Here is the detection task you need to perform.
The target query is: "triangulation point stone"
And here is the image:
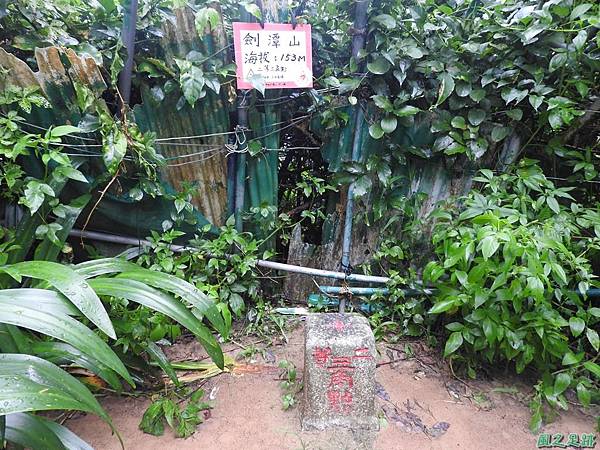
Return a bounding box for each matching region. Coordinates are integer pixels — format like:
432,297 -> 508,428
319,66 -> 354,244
302,313 -> 378,431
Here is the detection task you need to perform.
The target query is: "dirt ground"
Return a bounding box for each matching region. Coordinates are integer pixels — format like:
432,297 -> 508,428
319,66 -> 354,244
67,320 -> 597,450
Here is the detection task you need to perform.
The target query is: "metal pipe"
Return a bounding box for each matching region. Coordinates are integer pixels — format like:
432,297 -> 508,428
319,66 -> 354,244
256,260 -> 389,284
339,0 -> 370,313
234,97 -> 249,232
118,0 -> 138,108
68,228 -> 390,283
319,286 -> 435,296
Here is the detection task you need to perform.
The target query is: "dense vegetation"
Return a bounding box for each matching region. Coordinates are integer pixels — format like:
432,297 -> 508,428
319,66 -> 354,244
0,0 -> 598,446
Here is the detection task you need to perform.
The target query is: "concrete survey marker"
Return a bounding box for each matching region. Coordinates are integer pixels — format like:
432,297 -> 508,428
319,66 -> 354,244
302,313 -> 378,431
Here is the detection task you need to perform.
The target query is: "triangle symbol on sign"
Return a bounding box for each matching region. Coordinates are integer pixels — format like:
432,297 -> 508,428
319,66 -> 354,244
247,69 -> 255,78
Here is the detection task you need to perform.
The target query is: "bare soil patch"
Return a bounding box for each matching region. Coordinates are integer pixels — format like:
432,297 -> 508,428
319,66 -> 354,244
67,322 -> 597,450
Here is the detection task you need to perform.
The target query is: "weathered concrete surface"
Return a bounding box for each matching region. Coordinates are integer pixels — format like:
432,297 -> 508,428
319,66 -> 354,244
302,313 -> 378,432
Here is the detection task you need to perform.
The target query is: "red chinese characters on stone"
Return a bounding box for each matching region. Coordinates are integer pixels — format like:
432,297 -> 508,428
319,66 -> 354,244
312,346 -> 332,368
312,346 -> 374,414
327,389 -> 353,414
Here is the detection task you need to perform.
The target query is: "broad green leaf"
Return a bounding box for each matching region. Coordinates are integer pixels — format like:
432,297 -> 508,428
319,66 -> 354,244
0,288 -> 79,316
0,299 -> 132,386
480,235 -> 499,259
576,383 -> 591,407
428,298 -> 457,314
570,3 -> 592,20
546,196 -> 560,214
583,361 -> 600,379
75,259 -> 228,338
195,7 -> 220,33
506,109 -> 523,121
0,261 -> 116,339
468,109 -> 485,126
0,354 -> 111,421
586,328 -> 599,351
380,116 -> 397,134
50,125 -> 82,138
549,53 -> 567,72
102,126 -> 127,175
369,123 -> 384,139
4,413 -> 66,450
569,317 -> 585,337
395,105 -> 420,117
90,278 -> 224,369
436,72 -> 455,106
444,332 -> 463,356
243,2 -> 262,19
491,125 -> 510,142
33,341 -> 122,391
367,57 -> 391,75
372,14 -> 396,29
529,95 -> 543,110
573,30 -> 587,51
561,352 -> 581,365
554,372 -> 571,395
451,116 -> 467,129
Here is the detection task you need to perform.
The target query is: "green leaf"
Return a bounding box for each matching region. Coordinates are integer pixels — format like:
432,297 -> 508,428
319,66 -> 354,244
506,109 -> 523,121
4,413 -> 66,450
0,297 -> 132,386
549,53 -> 567,72
529,95 -> 543,111
243,2 -> 262,20
1,261 -> 116,339
562,352 -> 581,366
428,298 -> 457,314
451,116 -> 467,129
33,341 -> 122,391
576,383 -> 591,407
0,354 -> 112,422
501,88 -> 528,105
195,7 -> 220,33
584,361 -> 600,379
369,123 -> 384,139
394,105 -> 420,117
367,57 -> 391,75
90,278 -> 224,369
546,196 -> 560,214
436,72 -> 455,106
444,332 -> 463,356
146,341 -> 179,386
554,372 -> 571,395
102,127 -> 127,175
573,30 -> 587,51
491,125 -> 510,143
586,328 -> 599,351
139,400 -> 166,436
569,317 -> 585,337
74,259 -> 228,339
372,14 -> 396,29
35,194 -> 91,262
468,109 -> 486,126
50,125 -> 82,138
480,235 -> 499,259
570,3 -> 592,20
380,116 -> 397,134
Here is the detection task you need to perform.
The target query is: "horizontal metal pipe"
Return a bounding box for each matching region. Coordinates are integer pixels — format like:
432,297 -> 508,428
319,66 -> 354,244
69,229 -> 390,283
255,260 -> 389,284
319,286 -> 436,296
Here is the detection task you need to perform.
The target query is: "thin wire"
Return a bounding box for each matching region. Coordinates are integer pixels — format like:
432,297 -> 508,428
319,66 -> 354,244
155,130 -> 238,142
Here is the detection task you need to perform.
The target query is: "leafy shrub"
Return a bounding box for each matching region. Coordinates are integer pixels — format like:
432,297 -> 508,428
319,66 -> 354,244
423,160 -> 599,430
